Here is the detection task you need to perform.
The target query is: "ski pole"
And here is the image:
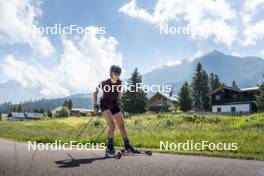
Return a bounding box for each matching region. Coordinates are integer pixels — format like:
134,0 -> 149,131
74,112 -> 101,141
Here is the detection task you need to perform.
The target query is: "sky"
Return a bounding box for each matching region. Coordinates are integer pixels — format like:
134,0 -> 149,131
0,0 -> 264,99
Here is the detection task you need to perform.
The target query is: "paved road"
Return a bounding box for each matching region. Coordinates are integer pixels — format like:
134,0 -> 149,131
0,138 -> 263,176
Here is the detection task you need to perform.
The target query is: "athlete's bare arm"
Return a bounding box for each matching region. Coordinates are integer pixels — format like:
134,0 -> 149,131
93,85 -> 100,114
118,91 -> 122,100
118,92 -> 123,109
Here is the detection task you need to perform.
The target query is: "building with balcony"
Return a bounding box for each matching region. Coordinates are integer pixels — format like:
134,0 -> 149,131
209,86 -> 260,113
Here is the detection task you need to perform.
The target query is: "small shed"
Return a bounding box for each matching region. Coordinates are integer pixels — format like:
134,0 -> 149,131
71,108 -> 93,116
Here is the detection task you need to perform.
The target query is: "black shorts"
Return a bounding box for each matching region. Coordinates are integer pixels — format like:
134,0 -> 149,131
100,98 -> 121,115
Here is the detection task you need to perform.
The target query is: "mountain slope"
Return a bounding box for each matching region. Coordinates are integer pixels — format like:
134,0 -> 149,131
143,50 -> 264,92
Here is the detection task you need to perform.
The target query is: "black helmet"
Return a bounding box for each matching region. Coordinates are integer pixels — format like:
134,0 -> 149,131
110,65 -> 121,76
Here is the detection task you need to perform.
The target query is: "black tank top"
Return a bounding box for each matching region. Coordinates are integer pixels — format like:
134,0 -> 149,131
99,79 -> 122,101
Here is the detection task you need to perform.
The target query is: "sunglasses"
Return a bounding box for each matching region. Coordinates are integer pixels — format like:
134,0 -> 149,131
112,73 -> 120,76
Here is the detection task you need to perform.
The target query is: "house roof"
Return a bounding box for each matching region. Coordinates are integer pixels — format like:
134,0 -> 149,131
159,92 -> 178,102
8,112 -> 26,119
149,91 -> 178,103
209,86 -> 240,95
209,85 -> 260,95
71,108 -> 93,112
8,112 -> 43,119
24,112 -> 43,119
240,87 -> 260,91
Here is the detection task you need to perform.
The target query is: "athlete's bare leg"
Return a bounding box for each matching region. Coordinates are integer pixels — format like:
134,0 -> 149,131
113,112 -> 128,139
103,110 -> 115,138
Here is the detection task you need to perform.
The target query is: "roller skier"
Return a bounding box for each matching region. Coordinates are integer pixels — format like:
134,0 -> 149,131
93,65 -> 140,157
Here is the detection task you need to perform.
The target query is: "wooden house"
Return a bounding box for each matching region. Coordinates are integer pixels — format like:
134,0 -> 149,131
209,86 -> 260,113
148,92 -> 178,112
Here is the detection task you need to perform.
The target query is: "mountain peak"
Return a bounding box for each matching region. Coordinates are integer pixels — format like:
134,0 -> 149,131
205,49 -> 225,57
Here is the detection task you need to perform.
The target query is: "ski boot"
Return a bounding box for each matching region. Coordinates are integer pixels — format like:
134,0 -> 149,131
124,144 -> 141,154
105,144 -> 116,156
105,144 -> 121,159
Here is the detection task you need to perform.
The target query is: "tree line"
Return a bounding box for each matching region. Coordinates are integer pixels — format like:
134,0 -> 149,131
122,62 -> 264,114
0,97 -> 92,114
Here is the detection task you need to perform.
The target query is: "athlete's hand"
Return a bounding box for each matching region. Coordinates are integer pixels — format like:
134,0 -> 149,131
93,104 -> 99,115
118,101 -> 124,110
93,108 -> 98,115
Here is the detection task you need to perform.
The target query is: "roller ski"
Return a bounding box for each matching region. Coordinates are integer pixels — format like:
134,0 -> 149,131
120,145 -> 152,156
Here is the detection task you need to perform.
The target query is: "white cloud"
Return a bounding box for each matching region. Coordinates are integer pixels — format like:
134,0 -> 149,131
231,52 -> 241,57
165,57 -> 182,66
0,0 -> 55,57
119,0 -> 158,24
240,0 -> 264,26
0,55 -> 69,98
0,28 -> 123,98
243,20 -> 264,46
240,0 -> 264,46
243,0 -> 264,13
188,51 -> 204,62
56,33 -> 123,93
119,0 -> 237,47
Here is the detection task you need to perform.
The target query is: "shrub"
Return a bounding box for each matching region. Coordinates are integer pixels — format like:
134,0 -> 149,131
47,111 -> 53,118
166,119 -> 173,128
180,114 -> 220,123
206,116 -> 221,123
55,107 -> 70,118
41,114 -> 50,120
134,119 -> 142,126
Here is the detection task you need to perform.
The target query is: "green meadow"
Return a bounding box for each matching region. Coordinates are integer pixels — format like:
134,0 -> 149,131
0,113 -> 264,160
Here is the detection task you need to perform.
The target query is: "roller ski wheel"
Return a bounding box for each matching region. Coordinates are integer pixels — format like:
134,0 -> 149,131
105,151 -> 122,159
145,150 -> 152,156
